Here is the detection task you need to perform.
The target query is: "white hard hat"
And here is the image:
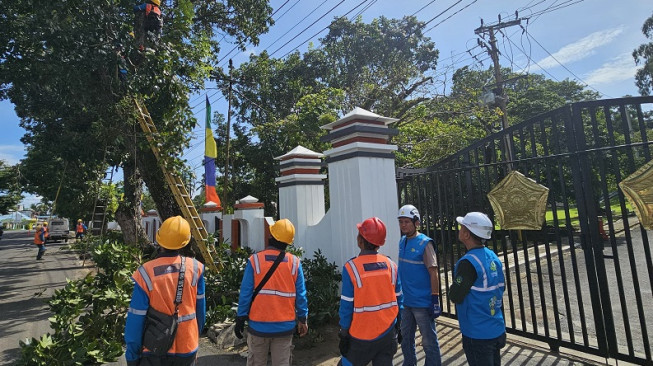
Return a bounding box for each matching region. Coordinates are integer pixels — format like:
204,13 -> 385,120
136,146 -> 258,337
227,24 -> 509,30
398,204 -> 420,222
456,212 -> 493,239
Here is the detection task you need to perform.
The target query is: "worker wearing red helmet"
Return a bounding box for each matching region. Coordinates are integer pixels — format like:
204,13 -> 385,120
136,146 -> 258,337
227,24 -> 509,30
338,217 -> 404,366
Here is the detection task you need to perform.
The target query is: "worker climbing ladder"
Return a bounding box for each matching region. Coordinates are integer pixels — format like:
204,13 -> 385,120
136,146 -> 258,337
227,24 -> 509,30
133,99 -> 219,272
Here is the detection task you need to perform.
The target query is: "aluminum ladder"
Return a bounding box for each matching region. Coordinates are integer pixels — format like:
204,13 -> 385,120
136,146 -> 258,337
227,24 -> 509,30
133,99 -> 219,271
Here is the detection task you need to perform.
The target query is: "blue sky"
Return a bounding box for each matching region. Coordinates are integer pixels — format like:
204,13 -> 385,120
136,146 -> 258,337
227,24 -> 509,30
2,0 -> 651,206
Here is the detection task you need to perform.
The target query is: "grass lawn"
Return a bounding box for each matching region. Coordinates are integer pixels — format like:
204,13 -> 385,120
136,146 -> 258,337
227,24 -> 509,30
544,201 -> 632,228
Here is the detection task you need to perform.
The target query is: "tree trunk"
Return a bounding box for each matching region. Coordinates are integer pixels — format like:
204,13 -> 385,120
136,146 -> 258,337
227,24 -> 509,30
114,157 -> 150,248
133,130 -> 203,260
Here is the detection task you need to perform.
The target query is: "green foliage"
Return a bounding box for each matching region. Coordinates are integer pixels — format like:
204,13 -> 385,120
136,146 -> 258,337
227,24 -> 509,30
0,161 -> 22,214
302,249 -> 341,327
634,12 -> 653,95
0,0 -> 273,229
17,238 -> 141,365
203,242 -> 252,325
218,16 -> 438,210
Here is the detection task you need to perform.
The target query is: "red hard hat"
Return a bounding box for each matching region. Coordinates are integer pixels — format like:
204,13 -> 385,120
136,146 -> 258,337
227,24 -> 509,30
356,217 -> 387,246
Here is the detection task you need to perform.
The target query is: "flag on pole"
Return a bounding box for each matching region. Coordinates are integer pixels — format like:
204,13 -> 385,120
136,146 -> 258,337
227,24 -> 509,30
204,96 -> 221,208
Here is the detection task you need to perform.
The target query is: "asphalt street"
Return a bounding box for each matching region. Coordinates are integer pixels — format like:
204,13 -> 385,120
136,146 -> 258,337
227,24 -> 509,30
0,229 -> 88,364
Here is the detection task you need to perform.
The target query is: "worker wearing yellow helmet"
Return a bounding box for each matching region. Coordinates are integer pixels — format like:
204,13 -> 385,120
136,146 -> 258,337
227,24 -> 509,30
133,0 -> 163,52
75,219 -> 88,240
34,224 -> 47,260
235,218 -> 309,365
124,216 -> 206,365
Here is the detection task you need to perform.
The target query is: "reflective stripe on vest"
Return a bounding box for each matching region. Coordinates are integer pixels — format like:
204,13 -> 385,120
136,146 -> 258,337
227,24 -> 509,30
345,255 -> 399,341
132,256 -> 204,355
466,253 -> 505,292
398,234 -> 433,307
455,248 -> 505,339
249,250 -> 298,323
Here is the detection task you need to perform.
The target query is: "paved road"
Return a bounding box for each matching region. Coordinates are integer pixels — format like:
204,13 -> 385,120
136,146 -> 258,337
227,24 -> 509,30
0,229 -> 88,364
0,229 -> 614,366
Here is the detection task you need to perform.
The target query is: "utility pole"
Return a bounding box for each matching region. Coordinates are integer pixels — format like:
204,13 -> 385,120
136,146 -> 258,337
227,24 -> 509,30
223,59 -> 233,212
475,17 -> 521,169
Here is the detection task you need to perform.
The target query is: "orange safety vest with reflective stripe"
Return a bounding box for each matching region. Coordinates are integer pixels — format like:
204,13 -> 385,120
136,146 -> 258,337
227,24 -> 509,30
344,254 -> 399,341
145,3 -> 161,17
132,256 -> 204,355
249,250 -> 299,323
76,223 -> 85,233
33,229 -> 44,245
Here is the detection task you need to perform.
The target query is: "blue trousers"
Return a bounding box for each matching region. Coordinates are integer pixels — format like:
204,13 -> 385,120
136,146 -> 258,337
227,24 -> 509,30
400,307 -> 441,366
36,244 -> 46,259
462,333 -> 506,366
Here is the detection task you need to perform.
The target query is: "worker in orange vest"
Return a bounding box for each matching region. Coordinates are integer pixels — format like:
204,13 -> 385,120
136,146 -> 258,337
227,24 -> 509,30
133,0 -> 163,51
34,224 -> 47,260
75,219 -> 88,240
124,216 -> 205,366
338,217 -> 404,366
234,218 -> 309,366
42,222 -> 49,242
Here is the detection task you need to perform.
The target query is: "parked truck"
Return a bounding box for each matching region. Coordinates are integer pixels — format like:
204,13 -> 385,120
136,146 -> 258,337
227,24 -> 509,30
46,218 -> 70,243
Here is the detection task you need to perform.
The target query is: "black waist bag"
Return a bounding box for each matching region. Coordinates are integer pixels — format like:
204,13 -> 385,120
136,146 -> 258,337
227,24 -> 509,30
142,256 -> 186,356
142,307 -> 178,356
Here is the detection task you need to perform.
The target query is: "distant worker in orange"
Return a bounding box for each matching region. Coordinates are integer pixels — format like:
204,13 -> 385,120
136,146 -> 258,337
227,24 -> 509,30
124,216 -> 206,366
42,222 -> 49,242
34,224 -> 47,260
76,219 -> 88,240
338,217 -> 403,366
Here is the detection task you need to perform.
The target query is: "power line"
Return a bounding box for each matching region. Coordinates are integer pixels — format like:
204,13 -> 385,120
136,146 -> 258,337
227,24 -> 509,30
265,0 -> 330,52
279,0 -> 374,59
269,0 -> 347,57
411,0 -> 438,17
523,28 -> 610,97
425,0 -> 478,33
422,0 -> 464,28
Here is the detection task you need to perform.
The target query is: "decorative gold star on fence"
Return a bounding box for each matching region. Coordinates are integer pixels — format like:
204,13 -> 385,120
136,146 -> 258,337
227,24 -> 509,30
619,159 -> 653,230
487,171 -> 549,230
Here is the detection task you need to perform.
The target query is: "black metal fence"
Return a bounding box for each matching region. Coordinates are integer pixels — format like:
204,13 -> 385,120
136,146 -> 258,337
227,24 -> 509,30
397,96 -> 653,365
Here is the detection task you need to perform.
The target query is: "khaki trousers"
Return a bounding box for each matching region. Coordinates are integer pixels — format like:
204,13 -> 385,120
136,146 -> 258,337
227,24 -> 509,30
246,333 -> 293,366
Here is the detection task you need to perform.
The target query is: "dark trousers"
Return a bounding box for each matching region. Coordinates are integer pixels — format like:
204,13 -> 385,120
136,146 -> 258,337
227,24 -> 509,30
340,330 -> 398,366
140,354 -> 196,366
462,333 -> 506,366
36,244 -> 46,259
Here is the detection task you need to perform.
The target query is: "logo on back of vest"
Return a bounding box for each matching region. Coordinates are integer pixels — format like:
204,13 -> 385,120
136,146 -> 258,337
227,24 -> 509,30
411,248 -> 416,252
489,296 -> 497,316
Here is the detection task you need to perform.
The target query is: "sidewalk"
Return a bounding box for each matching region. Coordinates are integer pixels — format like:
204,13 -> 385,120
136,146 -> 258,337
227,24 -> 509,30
105,316 -> 629,365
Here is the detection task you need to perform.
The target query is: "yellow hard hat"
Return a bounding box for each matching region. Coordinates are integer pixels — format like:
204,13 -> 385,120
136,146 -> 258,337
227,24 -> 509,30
156,216 -> 191,250
270,219 -> 295,245
78,219 -> 82,222
43,222 -> 48,226
150,0 -> 160,6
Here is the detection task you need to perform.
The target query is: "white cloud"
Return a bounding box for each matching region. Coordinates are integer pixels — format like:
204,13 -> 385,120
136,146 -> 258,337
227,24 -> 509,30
20,194 -> 42,209
0,145 -> 26,165
584,53 -> 638,85
533,27 -> 624,70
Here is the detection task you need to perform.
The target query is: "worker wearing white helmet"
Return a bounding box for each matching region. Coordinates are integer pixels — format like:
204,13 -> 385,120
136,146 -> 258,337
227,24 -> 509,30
449,212 -> 506,365
396,204 -> 442,366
